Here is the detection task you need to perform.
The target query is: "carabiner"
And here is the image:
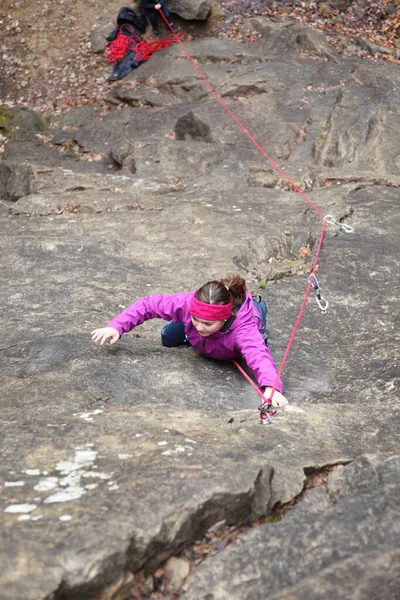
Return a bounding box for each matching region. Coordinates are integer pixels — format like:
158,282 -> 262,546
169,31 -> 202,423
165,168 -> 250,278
324,214 -> 354,234
316,295 -> 328,314
308,273 -> 328,313
340,222 -> 355,234
260,412 -> 272,425
258,398 -> 277,424
308,273 -> 320,289
324,214 -> 336,226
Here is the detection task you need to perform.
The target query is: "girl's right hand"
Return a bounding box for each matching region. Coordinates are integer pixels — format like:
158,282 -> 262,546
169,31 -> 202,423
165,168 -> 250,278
91,327 -> 120,346
262,388 -> 289,408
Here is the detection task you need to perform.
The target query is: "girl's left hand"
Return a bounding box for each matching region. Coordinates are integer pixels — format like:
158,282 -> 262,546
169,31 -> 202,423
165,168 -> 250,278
91,327 -> 120,346
262,388 -> 289,408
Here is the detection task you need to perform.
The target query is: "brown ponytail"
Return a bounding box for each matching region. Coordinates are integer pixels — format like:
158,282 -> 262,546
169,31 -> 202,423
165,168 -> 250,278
195,274 -> 247,315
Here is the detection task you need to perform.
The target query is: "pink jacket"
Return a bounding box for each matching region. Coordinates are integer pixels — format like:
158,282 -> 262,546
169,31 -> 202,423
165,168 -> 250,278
108,291 -> 283,391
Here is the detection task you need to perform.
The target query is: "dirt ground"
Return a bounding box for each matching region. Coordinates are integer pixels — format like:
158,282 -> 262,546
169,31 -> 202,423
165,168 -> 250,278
0,0 -> 227,114
0,0 -> 131,112
0,0 -> 398,114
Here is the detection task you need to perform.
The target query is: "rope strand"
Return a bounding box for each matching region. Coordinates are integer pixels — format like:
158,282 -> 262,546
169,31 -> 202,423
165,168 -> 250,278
157,9 -> 325,217
156,8 -> 338,413
105,24 -> 187,64
258,220 -> 327,408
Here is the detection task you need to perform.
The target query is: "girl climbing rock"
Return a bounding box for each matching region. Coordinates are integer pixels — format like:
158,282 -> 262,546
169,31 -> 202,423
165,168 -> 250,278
91,274 -> 288,407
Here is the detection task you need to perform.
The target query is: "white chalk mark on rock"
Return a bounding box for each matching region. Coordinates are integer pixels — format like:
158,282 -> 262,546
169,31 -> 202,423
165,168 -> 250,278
82,471 -> 112,480
4,481 -> 25,487
4,503 -> 37,514
40,449 -> 111,504
73,409 -> 104,422
34,477 -> 59,492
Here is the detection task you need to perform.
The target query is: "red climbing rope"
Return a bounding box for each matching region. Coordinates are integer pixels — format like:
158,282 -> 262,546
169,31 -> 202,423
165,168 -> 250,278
135,32 -> 189,62
105,25 -> 138,63
258,219 -> 328,410
105,24 -> 188,64
157,9 -> 325,217
156,9 -> 352,417
232,359 -> 278,419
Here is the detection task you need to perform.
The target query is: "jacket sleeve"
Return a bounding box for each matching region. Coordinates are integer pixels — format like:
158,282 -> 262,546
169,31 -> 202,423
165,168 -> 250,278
106,293 -> 189,336
235,326 -> 283,393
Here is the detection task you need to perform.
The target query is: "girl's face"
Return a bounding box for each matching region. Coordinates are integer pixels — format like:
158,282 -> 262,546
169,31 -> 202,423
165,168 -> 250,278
191,316 -> 225,337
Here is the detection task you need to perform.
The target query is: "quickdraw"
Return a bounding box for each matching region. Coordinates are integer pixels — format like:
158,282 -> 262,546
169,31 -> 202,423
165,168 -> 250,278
308,273 -> 328,314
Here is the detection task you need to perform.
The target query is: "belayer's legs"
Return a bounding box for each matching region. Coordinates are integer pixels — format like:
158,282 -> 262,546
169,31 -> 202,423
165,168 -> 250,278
160,7 -> 178,32
140,5 -> 159,33
161,321 -> 188,347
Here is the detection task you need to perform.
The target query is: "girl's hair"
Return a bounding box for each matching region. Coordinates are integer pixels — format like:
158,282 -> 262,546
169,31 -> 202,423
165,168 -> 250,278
195,274 -> 247,314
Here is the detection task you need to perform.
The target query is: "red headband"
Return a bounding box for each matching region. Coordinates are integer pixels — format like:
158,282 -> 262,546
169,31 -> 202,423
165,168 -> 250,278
189,296 -> 232,321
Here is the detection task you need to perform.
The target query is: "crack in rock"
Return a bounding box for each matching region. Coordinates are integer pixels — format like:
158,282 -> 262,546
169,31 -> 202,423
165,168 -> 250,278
233,231 -> 316,283
95,461 -> 352,600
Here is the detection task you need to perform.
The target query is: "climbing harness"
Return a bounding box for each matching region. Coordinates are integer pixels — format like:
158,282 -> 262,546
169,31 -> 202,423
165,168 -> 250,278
156,8 -> 355,423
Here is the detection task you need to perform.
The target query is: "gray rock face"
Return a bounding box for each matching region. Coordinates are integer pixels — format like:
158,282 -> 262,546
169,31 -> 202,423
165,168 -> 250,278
182,455 -> 400,600
167,0 -> 212,21
174,111 -> 214,142
0,162 -> 33,201
0,18 -> 399,600
6,107 -> 47,139
314,63 -> 400,174
248,17 -> 340,62
90,16 -> 114,54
